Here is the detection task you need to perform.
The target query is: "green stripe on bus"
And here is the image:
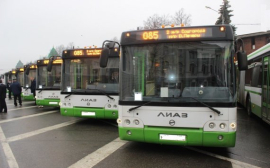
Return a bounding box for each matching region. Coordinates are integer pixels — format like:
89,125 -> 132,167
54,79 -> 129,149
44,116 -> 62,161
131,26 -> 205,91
245,89 -> 261,95
248,44 -> 270,59
251,103 -> 262,118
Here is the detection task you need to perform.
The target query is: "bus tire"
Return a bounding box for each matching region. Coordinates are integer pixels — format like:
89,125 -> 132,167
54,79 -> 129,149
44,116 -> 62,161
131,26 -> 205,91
246,96 -> 252,116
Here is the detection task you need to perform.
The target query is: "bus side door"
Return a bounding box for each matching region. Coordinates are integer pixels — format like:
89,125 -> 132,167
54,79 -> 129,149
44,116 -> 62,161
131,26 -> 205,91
262,57 -> 270,124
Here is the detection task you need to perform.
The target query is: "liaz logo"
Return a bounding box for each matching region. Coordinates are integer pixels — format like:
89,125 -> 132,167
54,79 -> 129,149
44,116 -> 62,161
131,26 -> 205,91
81,98 -> 97,102
157,112 -> 188,118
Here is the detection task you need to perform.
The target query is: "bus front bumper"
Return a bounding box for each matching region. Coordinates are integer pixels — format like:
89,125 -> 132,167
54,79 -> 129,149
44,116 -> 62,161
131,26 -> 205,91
36,99 -> 60,107
22,95 -> 35,101
119,126 -> 236,147
60,107 -> 118,119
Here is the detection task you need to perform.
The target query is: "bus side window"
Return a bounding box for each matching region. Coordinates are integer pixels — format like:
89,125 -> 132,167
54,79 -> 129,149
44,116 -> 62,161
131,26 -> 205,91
245,67 -> 252,86
251,64 -> 262,87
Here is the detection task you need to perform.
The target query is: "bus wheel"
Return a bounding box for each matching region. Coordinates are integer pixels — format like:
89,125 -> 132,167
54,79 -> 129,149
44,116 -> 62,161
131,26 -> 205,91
247,96 -> 252,116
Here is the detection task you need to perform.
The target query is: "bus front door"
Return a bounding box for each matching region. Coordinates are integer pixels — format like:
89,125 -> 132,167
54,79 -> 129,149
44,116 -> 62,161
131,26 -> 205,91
262,57 -> 270,124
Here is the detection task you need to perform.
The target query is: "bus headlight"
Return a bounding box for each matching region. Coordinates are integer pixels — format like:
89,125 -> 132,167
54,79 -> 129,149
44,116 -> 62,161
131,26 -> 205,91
125,119 -> 130,125
134,119 -> 140,125
209,122 -> 215,129
230,122 -> 236,129
108,104 -> 111,108
220,123 -> 226,129
117,119 -> 122,124
59,102 -> 62,106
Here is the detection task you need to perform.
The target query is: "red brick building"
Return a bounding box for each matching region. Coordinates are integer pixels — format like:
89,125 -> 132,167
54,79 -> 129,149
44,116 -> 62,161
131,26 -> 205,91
237,31 -> 270,55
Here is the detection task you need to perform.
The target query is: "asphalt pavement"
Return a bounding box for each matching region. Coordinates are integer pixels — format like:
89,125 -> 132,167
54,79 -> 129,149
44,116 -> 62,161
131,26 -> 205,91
0,99 -> 269,168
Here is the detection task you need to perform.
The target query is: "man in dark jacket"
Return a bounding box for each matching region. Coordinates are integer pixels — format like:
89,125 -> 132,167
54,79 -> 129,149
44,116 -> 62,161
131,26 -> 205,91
10,78 -> 22,107
30,77 -> 36,98
30,77 -> 36,104
7,80 -> 12,99
0,79 -> 7,113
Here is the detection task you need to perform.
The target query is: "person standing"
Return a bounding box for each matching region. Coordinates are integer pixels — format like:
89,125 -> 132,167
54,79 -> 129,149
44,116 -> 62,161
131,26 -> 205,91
7,80 -> 12,99
0,79 -> 7,113
10,78 -> 22,107
30,77 -> 36,104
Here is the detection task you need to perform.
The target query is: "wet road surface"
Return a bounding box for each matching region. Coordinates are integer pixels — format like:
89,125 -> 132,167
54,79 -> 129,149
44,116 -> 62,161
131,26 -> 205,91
0,99 -> 269,168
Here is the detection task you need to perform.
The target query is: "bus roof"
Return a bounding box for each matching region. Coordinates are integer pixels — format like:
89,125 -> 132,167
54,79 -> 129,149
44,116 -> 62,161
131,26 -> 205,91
247,43 -> 270,60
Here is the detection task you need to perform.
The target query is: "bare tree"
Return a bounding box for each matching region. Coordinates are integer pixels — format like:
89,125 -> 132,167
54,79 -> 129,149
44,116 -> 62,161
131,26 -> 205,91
144,14 -> 171,29
111,37 -> 120,43
172,8 -> 192,26
55,45 -> 65,56
66,42 -> 75,49
143,9 -> 191,29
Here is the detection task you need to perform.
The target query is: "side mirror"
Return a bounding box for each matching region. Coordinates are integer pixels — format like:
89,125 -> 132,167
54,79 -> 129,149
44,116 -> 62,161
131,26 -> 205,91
237,51 -> 248,71
25,66 -> 30,75
47,57 -> 54,72
100,48 -> 109,68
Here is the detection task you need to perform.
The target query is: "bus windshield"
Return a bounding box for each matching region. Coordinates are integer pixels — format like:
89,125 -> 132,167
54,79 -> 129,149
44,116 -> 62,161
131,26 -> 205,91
62,57 -> 119,93
121,41 -> 235,103
17,72 -> 24,86
24,69 -> 36,87
37,65 -> 61,89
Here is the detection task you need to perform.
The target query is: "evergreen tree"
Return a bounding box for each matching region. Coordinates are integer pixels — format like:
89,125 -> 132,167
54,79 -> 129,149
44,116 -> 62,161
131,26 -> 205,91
15,60 -> 23,68
215,0 -> 237,35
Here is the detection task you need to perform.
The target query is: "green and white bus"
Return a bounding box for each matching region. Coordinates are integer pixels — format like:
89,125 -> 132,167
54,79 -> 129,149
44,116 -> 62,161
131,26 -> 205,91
238,43 -> 270,125
22,64 -> 37,101
60,47 -> 119,119
15,67 -> 24,87
15,67 -> 25,96
35,56 -> 62,107
101,25 -> 247,147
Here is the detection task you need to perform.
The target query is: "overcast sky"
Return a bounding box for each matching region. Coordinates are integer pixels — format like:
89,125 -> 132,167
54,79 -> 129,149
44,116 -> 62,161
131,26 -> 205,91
1,0 -> 270,73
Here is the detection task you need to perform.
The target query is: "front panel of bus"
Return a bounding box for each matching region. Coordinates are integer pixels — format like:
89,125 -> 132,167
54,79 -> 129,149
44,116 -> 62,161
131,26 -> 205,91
60,48 -> 119,119
117,25 -> 237,147
22,65 -> 37,100
35,58 -> 62,107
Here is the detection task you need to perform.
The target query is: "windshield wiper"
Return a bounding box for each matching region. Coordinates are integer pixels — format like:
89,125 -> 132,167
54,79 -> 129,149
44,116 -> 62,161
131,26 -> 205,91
65,93 -> 72,98
188,97 -> 222,115
38,89 -> 42,93
86,89 -> 114,100
128,101 -> 152,112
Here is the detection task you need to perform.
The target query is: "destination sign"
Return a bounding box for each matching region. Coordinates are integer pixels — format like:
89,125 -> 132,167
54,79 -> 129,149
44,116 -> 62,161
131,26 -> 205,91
137,28 -> 213,41
71,49 -> 102,56
43,59 -> 62,64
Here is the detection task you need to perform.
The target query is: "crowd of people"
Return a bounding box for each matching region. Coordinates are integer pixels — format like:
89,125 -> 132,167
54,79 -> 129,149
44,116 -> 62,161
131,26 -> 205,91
0,77 -> 36,113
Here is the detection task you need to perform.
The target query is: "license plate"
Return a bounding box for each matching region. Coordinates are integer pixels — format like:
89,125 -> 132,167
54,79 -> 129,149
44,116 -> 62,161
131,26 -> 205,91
81,112 -> 95,116
159,134 -> 186,141
49,102 -> 58,104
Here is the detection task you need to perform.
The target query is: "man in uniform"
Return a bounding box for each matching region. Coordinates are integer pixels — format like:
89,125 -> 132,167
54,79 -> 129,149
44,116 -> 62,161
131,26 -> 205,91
30,77 -> 36,104
10,78 -> 22,107
7,80 -> 12,99
0,79 -> 7,113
